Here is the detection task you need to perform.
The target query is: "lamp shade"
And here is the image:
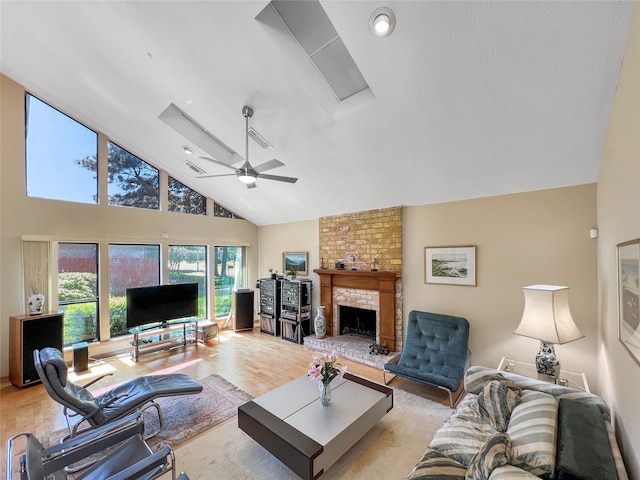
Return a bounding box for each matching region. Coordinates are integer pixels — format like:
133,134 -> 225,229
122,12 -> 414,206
514,285 -> 584,344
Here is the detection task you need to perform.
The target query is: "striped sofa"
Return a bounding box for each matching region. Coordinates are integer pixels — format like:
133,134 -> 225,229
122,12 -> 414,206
407,366 -> 629,480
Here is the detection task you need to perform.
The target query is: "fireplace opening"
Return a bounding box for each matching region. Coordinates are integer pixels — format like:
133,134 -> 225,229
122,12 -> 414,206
339,306 -> 376,340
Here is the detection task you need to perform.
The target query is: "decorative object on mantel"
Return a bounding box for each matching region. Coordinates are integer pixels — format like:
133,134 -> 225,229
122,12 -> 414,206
335,261 -> 345,270
314,306 -> 327,339
269,268 -> 277,279
370,257 -> 378,271
28,293 -> 45,315
514,284 -> 584,379
308,352 -> 347,406
320,257 -> 326,269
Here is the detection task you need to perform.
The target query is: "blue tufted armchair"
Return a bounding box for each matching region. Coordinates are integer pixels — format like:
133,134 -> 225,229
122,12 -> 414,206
383,310 -> 471,407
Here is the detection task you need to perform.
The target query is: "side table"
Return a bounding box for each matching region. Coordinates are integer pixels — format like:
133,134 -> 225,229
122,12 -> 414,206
497,357 -> 590,393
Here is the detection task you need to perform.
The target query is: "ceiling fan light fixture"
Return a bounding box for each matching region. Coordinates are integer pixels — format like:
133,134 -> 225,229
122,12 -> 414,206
369,7 -> 395,37
237,168 -> 257,184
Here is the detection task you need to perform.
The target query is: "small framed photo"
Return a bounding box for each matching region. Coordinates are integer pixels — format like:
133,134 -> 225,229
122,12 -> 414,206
425,246 -> 477,286
283,252 -> 308,276
617,239 -> 640,364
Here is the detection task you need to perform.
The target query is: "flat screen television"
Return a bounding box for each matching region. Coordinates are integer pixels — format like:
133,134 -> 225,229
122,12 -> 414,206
126,283 -> 199,329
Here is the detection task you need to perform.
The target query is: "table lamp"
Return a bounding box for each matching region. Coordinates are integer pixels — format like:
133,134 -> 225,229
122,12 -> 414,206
514,285 -> 584,379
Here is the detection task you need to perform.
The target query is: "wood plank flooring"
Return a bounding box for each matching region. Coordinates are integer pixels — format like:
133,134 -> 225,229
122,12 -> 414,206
1,327 -> 454,473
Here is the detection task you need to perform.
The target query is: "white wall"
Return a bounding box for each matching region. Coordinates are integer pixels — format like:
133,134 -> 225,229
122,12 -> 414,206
0,74 -> 260,376
597,4 -> 640,478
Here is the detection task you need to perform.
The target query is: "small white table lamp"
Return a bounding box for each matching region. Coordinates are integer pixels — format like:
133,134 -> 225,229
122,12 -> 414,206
514,285 -> 584,378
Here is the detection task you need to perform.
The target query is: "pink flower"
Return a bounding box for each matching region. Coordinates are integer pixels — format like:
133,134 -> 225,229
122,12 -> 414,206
307,351 -> 347,385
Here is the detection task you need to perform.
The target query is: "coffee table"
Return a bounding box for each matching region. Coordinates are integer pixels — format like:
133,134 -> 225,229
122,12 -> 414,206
238,372 -> 393,479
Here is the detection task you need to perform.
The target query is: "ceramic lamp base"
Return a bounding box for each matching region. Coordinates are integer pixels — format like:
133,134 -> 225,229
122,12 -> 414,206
535,342 -> 560,378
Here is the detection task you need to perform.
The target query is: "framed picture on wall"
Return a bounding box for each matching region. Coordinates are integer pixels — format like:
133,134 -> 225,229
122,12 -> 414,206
283,252 -> 308,276
617,239 -> 640,364
425,246 -> 476,286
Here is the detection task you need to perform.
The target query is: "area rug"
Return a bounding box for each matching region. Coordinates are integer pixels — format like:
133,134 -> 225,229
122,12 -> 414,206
173,388 -> 453,479
42,374 -> 252,451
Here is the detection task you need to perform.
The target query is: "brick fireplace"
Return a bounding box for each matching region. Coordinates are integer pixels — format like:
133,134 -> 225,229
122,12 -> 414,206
313,269 -> 401,352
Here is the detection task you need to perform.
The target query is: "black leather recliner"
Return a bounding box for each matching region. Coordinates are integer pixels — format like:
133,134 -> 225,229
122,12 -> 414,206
6,411 -> 191,480
34,347 -> 203,440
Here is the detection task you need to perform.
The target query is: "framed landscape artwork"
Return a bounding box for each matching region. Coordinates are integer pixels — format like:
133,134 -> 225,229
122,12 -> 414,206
617,239 -> 640,364
425,246 -> 476,286
283,252 -> 308,276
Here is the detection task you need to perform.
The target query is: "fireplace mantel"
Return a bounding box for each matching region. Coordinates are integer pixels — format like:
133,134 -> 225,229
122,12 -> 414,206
313,269 -> 399,351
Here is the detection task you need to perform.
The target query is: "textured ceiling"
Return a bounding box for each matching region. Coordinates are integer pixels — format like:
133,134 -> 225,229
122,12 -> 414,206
0,1 -> 634,226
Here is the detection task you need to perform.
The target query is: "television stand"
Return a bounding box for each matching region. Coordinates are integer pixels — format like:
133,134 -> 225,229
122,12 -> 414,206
130,321 -> 194,361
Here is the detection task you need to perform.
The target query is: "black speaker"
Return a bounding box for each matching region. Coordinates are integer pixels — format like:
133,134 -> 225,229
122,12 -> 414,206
73,342 -> 89,372
234,289 -> 254,331
16,313 -> 64,386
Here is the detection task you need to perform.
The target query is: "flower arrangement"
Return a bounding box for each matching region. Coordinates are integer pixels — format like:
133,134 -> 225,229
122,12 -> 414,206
308,352 -> 347,385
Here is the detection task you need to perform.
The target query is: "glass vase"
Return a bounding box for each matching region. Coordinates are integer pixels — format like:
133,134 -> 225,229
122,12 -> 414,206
320,381 -> 332,406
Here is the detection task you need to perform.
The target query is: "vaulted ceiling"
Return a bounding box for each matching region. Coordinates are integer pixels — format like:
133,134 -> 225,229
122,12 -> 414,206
0,1 -> 634,226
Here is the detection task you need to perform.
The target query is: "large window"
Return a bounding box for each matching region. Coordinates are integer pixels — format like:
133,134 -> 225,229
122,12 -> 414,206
169,245 -> 207,318
168,177 -> 207,215
108,244 -> 160,336
58,243 -> 99,345
25,94 -> 98,203
214,246 -> 244,318
107,142 -> 159,209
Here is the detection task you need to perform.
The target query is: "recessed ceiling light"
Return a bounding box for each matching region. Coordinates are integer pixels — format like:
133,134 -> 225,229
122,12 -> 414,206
369,7 -> 395,38
183,145 -> 194,155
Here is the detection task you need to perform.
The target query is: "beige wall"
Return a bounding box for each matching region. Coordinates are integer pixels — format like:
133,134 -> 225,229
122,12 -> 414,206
258,220 -> 319,307
403,186 -> 598,384
0,74 -> 260,376
597,3 -> 640,478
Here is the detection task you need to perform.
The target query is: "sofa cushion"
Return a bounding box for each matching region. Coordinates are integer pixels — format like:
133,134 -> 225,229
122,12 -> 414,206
506,390 -> 558,478
407,448 -> 467,479
429,394 -> 500,467
477,381 -> 520,432
466,433 -> 511,480
555,398 -> 617,480
488,466 -> 541,479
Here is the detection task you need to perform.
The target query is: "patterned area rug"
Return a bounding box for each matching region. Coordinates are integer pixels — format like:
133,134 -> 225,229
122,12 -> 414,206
43,374 -> 252,451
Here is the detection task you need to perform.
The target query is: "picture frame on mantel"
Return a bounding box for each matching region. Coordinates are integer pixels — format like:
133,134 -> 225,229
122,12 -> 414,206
283,252 -> 308,276
425,246 -> 477,286
617,239 -> 640,365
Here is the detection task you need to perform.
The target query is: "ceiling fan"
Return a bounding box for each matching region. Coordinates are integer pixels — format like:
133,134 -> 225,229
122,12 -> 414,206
197,106 -> 298,188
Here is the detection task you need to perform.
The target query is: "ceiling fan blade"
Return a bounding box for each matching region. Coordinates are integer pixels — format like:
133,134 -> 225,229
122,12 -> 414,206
254,159 -> 284,173
196,173 -> 236,179
258,173 -> 298,183
198,156 -> 237,170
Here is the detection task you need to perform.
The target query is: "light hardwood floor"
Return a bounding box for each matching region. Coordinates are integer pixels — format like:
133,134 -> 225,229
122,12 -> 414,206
1,327 -> 455,469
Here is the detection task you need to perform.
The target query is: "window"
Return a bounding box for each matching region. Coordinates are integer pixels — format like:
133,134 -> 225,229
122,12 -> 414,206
169,245 -> 207,318
25,94 -> 98,203
214,203 -> 242,219
108,244 -> 160,336
107,142 -> 159,209
214,246 -> 244,318
168,177 -> 207,215
58,243 -> 99,345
